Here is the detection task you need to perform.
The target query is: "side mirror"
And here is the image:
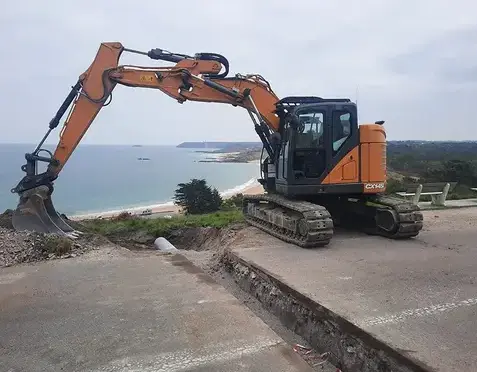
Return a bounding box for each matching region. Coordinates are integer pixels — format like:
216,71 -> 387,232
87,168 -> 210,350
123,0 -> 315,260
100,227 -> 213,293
375,120 -> 385,125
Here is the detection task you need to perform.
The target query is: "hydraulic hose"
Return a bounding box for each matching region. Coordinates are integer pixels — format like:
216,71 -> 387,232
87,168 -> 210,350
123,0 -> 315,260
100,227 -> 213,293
195,52 -> 230,79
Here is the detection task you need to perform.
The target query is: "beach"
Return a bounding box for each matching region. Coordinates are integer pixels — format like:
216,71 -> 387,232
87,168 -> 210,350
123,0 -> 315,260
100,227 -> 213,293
69,149 -> 264,221
70,177 -> 265,221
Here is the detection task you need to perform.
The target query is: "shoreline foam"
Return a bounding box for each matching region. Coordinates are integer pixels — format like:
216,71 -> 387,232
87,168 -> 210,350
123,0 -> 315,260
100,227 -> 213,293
70,178 -> 264,220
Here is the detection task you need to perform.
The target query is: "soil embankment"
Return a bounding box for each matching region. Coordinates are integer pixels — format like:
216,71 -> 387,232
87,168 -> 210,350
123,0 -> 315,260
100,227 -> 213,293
0,210 -> 112,268
0,208 -> 248,268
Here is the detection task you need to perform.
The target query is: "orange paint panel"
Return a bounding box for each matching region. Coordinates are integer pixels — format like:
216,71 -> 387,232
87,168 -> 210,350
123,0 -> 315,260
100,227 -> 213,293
368,142 -> 387,182
360,143 -> 370,182
359,123 -> 386,142
359,124 -> 386,184
342,161 -> 357,180
322,147 -> 359,184
51,42 -> 123,175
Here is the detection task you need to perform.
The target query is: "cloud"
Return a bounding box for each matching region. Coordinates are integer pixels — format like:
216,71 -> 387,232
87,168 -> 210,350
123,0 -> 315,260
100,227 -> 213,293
1,0 -> 477,145
387,27 -> 477,87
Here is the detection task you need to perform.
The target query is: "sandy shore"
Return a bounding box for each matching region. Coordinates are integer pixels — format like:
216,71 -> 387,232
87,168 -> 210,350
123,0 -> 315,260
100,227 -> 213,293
71,179 -> 265,221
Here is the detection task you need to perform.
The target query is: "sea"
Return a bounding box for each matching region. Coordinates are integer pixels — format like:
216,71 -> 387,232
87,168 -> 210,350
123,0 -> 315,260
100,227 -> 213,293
0,144 -> 261,216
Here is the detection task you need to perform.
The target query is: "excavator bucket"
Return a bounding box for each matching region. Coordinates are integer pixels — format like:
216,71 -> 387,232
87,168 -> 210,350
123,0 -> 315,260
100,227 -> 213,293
12,185 -> 82,238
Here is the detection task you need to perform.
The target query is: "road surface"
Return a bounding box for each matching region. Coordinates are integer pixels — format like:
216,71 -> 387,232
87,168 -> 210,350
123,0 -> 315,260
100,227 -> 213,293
0,246 -> 314,372
228,208 -> 477,371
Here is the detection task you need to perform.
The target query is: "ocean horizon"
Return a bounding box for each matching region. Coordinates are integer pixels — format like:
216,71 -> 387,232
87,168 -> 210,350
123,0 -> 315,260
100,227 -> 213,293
0,143 -> 260,216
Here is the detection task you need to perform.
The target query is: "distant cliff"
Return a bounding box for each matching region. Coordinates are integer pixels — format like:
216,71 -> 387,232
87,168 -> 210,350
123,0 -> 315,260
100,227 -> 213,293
177,142 -> 261,150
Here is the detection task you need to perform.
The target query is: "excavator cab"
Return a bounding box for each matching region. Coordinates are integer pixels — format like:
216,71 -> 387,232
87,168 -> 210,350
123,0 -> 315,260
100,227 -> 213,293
263,96 -> 360,197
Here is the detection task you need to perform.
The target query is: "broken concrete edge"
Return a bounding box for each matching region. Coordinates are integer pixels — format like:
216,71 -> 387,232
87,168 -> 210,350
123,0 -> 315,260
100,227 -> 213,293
221,249 -> 437,372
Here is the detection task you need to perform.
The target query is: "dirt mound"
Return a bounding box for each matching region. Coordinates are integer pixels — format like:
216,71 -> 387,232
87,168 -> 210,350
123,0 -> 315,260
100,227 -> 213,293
169,223 -> 249,275
167,223 -> 245,251
0,227 -> 105,268
100,221 -> 248,252
0,209 -> 109,268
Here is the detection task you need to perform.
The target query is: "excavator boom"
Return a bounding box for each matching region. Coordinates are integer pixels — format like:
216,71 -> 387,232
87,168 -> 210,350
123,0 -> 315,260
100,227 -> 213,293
10,42 -> 281,236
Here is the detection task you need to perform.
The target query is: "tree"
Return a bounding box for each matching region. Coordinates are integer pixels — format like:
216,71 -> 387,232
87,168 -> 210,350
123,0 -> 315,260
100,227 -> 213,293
173,178 -> 223,215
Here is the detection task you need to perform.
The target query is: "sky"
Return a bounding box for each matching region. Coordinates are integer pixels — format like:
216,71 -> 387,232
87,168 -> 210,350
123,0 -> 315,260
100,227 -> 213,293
1,0 -> 477,145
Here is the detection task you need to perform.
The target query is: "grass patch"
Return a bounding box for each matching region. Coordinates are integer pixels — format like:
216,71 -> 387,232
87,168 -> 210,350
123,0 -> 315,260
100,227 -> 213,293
81,209 -> 244,239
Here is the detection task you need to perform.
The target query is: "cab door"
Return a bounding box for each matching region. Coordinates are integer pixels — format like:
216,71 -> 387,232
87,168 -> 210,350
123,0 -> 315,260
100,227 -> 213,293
286,103 -> 359,186
322,105 -> 360,185
286,106 -> 327,184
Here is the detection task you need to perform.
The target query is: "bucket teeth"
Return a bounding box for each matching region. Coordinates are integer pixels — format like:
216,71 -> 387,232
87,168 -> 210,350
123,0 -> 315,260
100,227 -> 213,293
12,185 -> 81,238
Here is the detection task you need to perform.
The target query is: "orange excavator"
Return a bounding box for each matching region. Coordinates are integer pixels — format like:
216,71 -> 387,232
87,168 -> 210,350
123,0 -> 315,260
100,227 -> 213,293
10,42 -> 423,247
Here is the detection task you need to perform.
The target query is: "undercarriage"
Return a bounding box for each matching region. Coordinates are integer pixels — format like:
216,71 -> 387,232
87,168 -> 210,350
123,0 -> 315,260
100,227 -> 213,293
242,192 -> 423,248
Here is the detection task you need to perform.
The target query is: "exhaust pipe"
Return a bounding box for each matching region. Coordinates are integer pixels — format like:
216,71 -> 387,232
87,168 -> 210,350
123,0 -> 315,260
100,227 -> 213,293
12,185 -> 82,239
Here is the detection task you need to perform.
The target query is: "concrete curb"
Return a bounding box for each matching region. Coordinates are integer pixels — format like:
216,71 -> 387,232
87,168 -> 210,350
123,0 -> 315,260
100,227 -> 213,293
222,250 -> 436,372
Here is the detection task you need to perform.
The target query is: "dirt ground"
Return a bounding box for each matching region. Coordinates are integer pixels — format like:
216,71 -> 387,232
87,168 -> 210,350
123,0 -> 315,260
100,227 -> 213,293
420,207 -> 477,232
3,207 -> 477,270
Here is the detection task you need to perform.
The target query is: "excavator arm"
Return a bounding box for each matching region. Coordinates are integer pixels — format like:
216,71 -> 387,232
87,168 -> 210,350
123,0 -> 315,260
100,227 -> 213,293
12,42 -> 280,194
10,42 -> 281,236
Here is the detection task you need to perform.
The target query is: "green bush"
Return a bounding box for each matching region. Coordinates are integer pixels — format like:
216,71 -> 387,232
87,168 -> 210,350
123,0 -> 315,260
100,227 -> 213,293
173,178 -> 223,215
221,193 -> 244,210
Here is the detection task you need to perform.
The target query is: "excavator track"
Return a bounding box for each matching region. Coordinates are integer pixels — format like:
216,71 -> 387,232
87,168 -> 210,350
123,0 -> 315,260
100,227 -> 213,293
363,193 -> 424,239
242,193 -> 334,248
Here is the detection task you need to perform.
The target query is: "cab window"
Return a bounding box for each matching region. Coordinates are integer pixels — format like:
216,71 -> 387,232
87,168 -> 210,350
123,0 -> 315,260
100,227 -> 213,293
332,111 -> 351,154
295,111 -> 324,150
